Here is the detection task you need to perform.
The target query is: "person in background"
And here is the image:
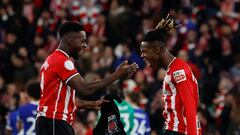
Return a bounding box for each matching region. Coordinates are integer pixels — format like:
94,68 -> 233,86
18,80 -> 41,135
126,92 -> 151,135
106,84 -> 135,135
5,93 -> 23,135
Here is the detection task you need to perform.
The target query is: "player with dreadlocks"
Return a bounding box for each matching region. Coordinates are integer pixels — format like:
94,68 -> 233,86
140,14 -> 202,135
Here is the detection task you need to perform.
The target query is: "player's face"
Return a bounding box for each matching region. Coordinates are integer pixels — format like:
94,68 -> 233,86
69,31 -> 87,59
140,42 -> 159,68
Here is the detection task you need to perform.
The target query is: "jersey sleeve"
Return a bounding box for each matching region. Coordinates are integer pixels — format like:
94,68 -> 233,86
55,58 -> 79,83
145,112 -> 151,135
172,66 -> 197,135
6,113 -> 12,130
6,111 -> 19,131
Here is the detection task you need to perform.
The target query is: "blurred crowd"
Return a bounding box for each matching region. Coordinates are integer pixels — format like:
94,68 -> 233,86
0,0 -> 240,135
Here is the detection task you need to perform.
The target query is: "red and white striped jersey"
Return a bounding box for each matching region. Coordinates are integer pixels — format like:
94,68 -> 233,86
37,49 -> 79,125
162,58 -> 201,135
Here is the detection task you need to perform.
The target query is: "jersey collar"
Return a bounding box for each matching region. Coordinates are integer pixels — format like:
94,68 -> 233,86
166,57 -> 176,70
30,101 -> 39,105
56,49 -> 70,58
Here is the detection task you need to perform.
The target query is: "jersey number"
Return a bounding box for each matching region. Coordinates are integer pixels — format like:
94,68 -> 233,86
26,117 -> 36,135
131,119 -> 146,135
121,113 -> 130,132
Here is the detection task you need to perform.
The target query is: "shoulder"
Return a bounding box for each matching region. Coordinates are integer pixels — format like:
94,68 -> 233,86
9,110 -> 19,119
171,58 -> 188,68
18,105 -> 27,114
49,51 -> 75,70
170,58 -> 191,83
170,58 -> 192,72
134,108 -> 144,114
49,51 -> 69,64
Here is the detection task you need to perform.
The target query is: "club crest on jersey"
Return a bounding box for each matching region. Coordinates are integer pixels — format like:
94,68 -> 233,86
64,60 -> 75,71
107,114 -> 119,134
173,70 -> 186,83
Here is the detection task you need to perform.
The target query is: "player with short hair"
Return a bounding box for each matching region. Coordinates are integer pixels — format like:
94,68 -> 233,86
126,92 -> 151,135
18,80 -> 41,135
36,21 -> 138,135
106,83 -> 135,135
140,15 -> 201,135
5,110 -> 22,135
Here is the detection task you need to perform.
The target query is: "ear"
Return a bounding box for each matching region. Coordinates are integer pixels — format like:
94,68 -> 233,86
155,46 -> 161,54
67,37 -> 73,45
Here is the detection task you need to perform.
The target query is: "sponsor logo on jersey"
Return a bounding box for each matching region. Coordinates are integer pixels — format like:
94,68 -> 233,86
173,70 -> 186,83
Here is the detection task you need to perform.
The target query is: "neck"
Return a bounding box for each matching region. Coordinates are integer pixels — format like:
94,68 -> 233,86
58,40 -> 69,55
28,97 -> 39,103
159,48 -> 175,70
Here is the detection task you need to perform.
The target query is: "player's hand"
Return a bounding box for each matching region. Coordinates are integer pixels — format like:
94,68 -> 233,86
91,98 -> 109,110
114,60 -> 139,79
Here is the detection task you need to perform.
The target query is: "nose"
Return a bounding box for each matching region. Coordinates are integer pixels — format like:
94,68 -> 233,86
140,53 -> 144,58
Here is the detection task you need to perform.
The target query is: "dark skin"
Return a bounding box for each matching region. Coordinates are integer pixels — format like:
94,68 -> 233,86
58,31 -> 138,109
140,41 -> 175,70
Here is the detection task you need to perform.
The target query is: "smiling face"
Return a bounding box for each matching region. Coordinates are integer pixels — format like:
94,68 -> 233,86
140,41 -> 161,68
67,31 -> 87,59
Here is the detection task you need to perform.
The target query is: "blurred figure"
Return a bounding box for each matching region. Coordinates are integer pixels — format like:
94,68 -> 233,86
79,0 -> 100,34
210,75 -> 233,135
5,110 -> 23,135
178,49 -> 201,80
113,43 -> 145,69
225,89 -> 240,135
126,92 -> 151,135
107,84 -> 135,135
18,80 -> 40,135
5,83 -> 22,135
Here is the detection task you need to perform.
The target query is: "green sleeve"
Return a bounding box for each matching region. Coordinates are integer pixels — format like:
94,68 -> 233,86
115,100 -> 134,135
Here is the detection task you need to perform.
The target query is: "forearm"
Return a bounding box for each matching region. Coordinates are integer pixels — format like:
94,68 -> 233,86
77,73 -> 118,96
76,99 -> 96,108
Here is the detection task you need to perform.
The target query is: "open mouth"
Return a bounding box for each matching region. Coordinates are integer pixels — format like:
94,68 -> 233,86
143,59 -> 150,67
78,50 -> 84,55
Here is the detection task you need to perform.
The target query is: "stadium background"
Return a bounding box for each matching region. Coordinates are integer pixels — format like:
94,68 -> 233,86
0,0 -> 240,134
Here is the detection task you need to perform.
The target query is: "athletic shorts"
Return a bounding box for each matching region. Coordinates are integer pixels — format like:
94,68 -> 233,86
163,130 -> 186,135
36,116 -> 75,135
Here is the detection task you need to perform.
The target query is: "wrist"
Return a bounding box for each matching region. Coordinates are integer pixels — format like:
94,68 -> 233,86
112,72 -> 120,80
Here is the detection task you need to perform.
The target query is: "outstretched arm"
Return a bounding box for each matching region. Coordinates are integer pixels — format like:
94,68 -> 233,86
67,61 -> 138,97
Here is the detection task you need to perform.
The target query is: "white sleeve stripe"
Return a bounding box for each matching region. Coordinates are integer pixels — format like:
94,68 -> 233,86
65,73 -> 79,84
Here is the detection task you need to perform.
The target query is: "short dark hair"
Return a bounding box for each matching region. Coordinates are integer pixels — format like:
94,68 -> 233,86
127,92 -> 140,106
143,28 -> 168,43
107,84 -> 124,98
58,21 -> 85,38
26,80 -> 41,100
